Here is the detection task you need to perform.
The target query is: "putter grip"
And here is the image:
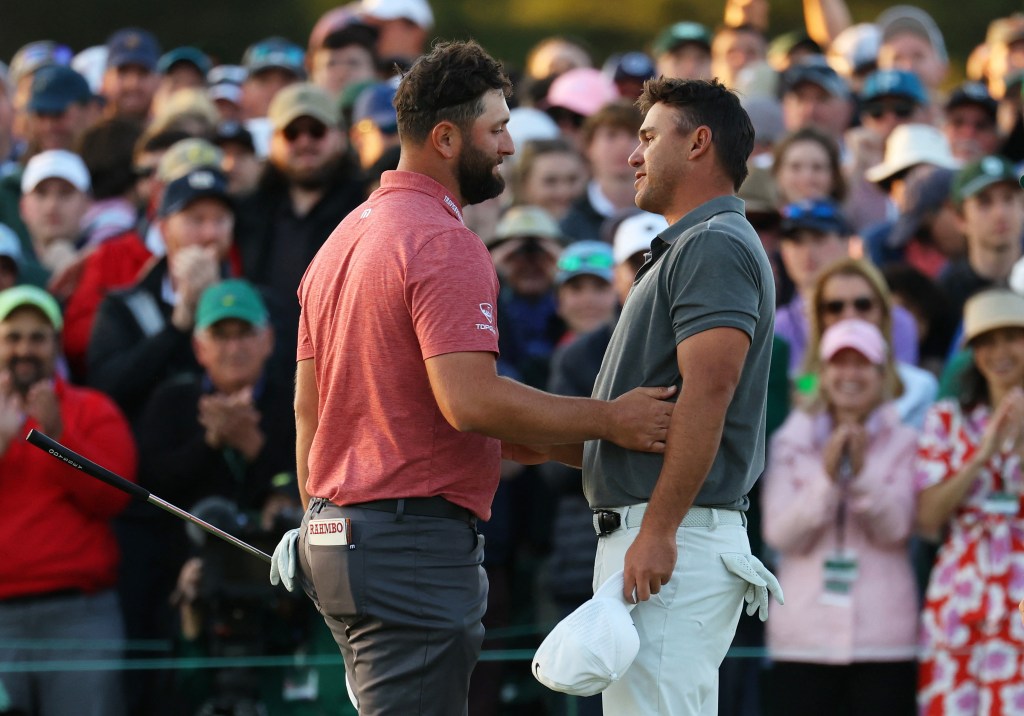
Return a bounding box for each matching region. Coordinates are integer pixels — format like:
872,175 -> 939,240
26,429 -> 152,502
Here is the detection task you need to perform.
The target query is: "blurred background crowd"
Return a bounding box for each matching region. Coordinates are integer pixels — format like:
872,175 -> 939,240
4,0 -> 1024,714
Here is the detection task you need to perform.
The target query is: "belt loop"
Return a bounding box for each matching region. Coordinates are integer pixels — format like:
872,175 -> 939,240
396,498 -> 406,522
313,497 -> 326,515
711,508 -> 719,531
621,505 -> 630,529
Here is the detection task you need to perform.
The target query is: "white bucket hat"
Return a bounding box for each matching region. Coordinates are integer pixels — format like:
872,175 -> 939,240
865,123 -> 958,184
532,570 -> 639,696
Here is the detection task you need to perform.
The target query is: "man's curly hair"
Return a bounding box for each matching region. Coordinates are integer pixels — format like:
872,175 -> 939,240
394,40 -> 512,144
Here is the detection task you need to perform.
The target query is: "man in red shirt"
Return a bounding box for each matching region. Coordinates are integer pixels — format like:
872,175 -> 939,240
271,40 -> 674,714
0,285 -> 137,716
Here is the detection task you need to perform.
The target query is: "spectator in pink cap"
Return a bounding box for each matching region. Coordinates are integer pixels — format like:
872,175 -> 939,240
543,67 -> 618,149
763,317 -> 919,716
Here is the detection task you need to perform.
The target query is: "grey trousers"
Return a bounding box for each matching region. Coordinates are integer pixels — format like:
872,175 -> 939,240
298,499 -> 487,716
0,589 -> 126,716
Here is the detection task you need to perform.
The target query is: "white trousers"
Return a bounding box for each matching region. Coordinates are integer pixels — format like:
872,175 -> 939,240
593,506 -> 751,716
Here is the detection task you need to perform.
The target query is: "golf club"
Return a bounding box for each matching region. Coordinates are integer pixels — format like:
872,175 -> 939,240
26,429 -> 272,564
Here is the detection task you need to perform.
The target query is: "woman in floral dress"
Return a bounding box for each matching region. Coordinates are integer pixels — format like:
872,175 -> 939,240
917,290 -> 1024,715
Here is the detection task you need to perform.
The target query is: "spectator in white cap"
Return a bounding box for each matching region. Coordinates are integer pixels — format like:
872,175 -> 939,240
19,149 -> 91,276
360,0 -> 434,66
876,5 -> 948,91
207,65 -> 247,124
826,23 -> 881,94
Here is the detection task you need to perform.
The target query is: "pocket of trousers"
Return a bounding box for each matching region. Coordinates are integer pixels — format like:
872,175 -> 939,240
302,534 -> 367,620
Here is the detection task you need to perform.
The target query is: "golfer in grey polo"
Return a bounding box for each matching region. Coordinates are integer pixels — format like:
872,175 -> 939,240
583,76 -> 782,716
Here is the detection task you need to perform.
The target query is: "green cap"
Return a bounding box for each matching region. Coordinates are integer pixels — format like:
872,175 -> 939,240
195,280 -> 268,330
953,155 -> 1020,204
652,22 -> 712,56
0,285 -> 63,330
268,82 -> 339,131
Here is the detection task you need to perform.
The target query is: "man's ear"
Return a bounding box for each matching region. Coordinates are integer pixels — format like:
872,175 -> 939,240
689,126 -> 713,160
430,120 -> 462,160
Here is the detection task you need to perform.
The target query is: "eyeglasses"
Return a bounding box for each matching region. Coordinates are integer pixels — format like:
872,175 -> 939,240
820,296 -> 876,315
283,121 -> 328,142
863,99 -> 916,120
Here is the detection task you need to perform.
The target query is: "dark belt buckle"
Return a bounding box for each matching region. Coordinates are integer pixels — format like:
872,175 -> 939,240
593,510 -> 621,536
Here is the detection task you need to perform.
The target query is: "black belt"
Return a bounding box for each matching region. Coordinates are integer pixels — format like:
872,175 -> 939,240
354,497 -> 476,524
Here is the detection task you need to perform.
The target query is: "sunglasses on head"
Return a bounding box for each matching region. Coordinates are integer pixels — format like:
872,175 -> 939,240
864,99 -> 916,120
821,296 -> 875,315
283,121 -> 327,142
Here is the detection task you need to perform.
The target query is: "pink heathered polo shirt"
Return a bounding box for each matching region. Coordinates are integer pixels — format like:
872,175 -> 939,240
297,170 -> 501,520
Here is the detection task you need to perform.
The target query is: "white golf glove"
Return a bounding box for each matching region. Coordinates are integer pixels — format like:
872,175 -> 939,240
269,528 -> 300,592
721,553 -> 784,622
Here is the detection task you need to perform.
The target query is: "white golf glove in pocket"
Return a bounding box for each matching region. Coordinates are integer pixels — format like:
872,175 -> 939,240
720,553 -> 784,621
269,528 -> 300,592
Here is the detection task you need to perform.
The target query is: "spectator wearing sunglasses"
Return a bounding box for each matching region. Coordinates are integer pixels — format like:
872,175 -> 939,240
774,199 -> 921,379
235,82 -> 363,370
802,258 -> 937,428
858,69 -> 929,143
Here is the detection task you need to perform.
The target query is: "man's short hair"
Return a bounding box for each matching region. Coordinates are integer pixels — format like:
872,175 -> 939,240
637,78 -> 754,191
393,40 -> 512,145
580,100 -> 642,149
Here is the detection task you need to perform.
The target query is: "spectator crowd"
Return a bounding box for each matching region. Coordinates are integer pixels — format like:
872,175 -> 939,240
3,0 -> 1024,714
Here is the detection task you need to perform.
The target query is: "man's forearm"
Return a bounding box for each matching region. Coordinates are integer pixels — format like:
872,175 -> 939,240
641,389 -> 730,534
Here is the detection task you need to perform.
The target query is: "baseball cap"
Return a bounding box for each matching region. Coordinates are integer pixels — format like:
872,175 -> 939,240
0,285 -> 63,330
861,69 -> 927,104
780,198 -> 848,236
506,107 -> 560,150
0,223 -> 23,264
742,96 -> 784,146
106,28 -> 161,71
157,46 -> 212,77
738,167 -> 780,216
27,65 -> 94,114
213,121 -> 256,152
490,206 -> 564,248
556,241 -> 614,286
953,155 -> 1020,205
9,41 -> 74,85
652,22 -> 712,55
71,46 -> 107,94
877,5 -> 947,64
195,279 -> 268,331
602,52 -> 655,85
819,318 -> 887,365
208,64 -> 247,106
612,211 -> 668,265
309,6 -> 375,52
963,289 -> 1024,345
156,138 -> 224,183
781,59 -> 848,98
21,150 -> 91,194
945,82 -> 997,121
532,570 -> 639,696
243,37 -> 306,79
352,81 -> 398,134
546,68 -> 619,117
268,82 -> 338,131
887,166 -> 954,249
159,168 -> 231,217
828,23 -> 881,78
361,0 -> 435,30
865,124 -> 958,185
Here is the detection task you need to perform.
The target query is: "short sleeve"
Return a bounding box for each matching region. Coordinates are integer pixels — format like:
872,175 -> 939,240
665,230 -> 764,345
406,228 -> 501,360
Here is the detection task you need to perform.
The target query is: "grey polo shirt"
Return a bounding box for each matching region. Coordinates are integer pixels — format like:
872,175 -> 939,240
583,195 -> 775,512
